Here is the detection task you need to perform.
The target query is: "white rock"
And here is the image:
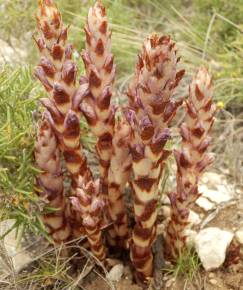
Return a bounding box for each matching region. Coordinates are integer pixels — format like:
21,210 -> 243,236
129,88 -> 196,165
235,229 -> 243,245
0,39 -> 26,65
0,220 -> 32,273
106,264 -> 124,282
161,206 -> 171,218
204,188 -> 232,204
208,272 -> 215,278
195,227 -> 233,271
199,184 -> 234,204
209,279 -> 217,285
188,210 -> 201,226
161,194 -> 170,205
196,197 -> 215,211
201,172 -> 226,187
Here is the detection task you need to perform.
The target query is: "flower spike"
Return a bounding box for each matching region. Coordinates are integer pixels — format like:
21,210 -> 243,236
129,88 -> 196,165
126,34 -> 184,283
166,67 -> 216,260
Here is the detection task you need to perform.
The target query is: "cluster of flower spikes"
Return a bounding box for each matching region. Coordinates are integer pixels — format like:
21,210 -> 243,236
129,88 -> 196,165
33,0 -> 216,287
34,0 -> 131,256
35,0 -> 96,243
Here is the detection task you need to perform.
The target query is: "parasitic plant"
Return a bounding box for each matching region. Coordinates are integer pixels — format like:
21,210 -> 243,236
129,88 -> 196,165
34,0 -> 93,239
125,35 -> 185,282
35,117 -> 71,243
35,0 -> 91,187
166,67 -> 216,261
81,1 -> 116,187
33,0 -> 217,287
71,177 -> 106,260
80,1 -> 131,248
107,118 -> 132,248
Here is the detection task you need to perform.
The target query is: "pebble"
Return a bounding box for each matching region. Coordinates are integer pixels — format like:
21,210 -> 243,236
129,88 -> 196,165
208,273 -> 215,278
106,264 -> 124,282
201,172 -> 226,187
161,206 -> 171,218
196,196 -> 215,211
209,279 -> 218,285
235,229 -> 243,244
0,220 -> 32,273
199,185 -> 233,204
195,227 -> 233,271
161,194 -> 171,205
188,210 -> 201,226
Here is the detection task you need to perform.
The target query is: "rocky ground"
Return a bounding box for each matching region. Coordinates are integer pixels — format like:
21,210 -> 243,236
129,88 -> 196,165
0,38 -> 242,290
0,171 -> 242,290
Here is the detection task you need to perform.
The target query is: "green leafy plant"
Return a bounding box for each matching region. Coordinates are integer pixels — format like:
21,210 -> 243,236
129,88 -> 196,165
0,65 -> 46,238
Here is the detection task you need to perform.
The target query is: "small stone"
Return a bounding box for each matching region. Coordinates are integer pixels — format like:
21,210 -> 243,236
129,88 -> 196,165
188,210 -> 201,226
208,273 -> 215,278
165,277 -> 175,288
161,206 -> 171,218
196,197 -> 214,211
195,227 -> 234,271
209,279 -> 217,285
161,195 -> 170,205
0,38 -> 27,65
199,185 -> 233,204
201,172 -> 225,187
157,223 -> 165,235
235,229 -> 243,244
106,264 -> 124,282
0,220 -> 32,273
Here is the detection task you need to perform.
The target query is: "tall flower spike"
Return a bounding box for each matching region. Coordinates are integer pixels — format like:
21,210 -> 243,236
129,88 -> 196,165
80,1 -> 116,243
35,0 -> 92,190
126,34 -> 184,283
107,118 -> 132,248
166,67 -> 216,261
35,117 -> 71,243
81,0 -> 115,189
71,177 -> 106,260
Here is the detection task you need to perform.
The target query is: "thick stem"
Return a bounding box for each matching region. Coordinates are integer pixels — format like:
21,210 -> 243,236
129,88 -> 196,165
107,118 -> 132,248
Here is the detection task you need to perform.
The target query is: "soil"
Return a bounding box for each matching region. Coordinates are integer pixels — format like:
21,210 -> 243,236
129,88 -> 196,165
82,181 -> 243,290
1,173 -> 242,290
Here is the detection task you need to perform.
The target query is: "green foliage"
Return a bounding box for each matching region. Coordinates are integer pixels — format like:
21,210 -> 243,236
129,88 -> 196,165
165,248 -> 201,281
0,65 -> 49,239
